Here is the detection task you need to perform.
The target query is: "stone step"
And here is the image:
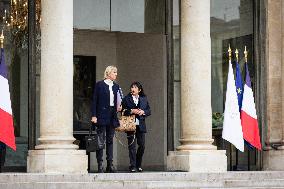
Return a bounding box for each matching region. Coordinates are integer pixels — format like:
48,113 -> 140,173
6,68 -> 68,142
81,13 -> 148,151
1,180 -> 284,189
224,179 -> 284,188
205,188 -> 284,189
1,172 -> 284,189
1,172 -> 284,182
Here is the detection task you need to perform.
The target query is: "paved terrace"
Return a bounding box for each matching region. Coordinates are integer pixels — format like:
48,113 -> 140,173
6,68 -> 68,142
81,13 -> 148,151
0,171 -> 284,189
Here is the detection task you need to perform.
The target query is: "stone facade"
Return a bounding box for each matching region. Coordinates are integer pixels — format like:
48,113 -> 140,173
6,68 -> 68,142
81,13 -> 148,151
4,0 -> 284,172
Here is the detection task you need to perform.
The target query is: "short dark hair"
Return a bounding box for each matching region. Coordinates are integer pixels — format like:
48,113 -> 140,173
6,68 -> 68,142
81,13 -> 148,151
130,81 -> 146,96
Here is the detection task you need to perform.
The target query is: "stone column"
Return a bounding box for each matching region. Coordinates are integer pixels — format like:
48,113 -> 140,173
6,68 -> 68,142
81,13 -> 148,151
263,0 -> 284,170
27,0 -> 87,173
167,0 -> 227,172
281,1 -> 284,149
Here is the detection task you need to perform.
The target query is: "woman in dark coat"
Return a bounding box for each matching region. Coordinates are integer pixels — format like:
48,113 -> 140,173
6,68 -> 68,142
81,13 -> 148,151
91,65 -> 121,173
121,81 -> 151,172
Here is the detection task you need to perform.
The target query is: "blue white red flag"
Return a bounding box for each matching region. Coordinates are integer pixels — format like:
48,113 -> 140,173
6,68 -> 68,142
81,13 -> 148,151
241,63 -> 261,150
0,48 -> 16,151
235,61 -> 243,112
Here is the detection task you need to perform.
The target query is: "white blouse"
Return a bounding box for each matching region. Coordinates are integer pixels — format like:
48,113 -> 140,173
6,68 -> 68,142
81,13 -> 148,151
104,79 -> 114,106
132,95 -> 140,125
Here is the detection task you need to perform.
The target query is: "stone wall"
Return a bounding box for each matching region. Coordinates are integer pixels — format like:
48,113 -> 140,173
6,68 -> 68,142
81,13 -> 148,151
116,32 -> 167,170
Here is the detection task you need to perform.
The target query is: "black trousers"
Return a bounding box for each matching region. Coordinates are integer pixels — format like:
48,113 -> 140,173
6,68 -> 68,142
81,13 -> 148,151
95,125 -> 115,164
127,127 -> 145,168
95,107 -> 116,164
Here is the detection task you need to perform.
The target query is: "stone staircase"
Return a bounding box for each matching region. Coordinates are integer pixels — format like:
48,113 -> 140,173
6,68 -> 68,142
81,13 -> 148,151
0,171 -> 284,189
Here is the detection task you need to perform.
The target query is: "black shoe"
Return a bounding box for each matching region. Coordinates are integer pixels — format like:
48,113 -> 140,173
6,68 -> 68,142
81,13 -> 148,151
137,167 -> 143,172
129,166 -> 136,173
106,165 -> 116,173
98,168 -> 104,173
106,161 -> 116,173
98,164 -> 104,173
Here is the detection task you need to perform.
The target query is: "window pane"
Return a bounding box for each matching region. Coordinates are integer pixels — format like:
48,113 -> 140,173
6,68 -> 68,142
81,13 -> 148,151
74,0 -> 110,30
111,0 -> 144,33
211,0 -> 254,115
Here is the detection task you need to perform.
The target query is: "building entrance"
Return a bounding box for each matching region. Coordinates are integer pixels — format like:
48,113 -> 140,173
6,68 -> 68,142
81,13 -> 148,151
73,30 -> 167,171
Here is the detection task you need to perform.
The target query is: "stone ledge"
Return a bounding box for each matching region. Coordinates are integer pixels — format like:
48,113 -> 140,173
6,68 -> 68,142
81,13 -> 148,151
167,150 -> 227,172
1,172 -> 284,189
263,150 -> 284,171
27,149 -> 88,174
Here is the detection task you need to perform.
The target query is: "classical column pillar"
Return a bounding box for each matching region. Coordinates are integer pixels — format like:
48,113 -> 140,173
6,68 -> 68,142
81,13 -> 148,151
263,0 -> 284,170
27,0 -> 87,173
167,0 -> 227,172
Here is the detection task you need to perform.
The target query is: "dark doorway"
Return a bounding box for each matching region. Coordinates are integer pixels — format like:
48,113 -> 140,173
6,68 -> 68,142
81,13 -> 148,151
73,56 -> 96,149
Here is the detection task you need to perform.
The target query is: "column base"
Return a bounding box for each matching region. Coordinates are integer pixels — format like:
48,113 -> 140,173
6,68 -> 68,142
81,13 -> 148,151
27,149 -> 88,173
167,150 -> 227,172
263,149 -> 284,170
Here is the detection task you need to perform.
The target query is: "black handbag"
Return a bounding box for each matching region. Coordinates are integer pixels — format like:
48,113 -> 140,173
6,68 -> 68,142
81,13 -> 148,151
85,124 -> 105,152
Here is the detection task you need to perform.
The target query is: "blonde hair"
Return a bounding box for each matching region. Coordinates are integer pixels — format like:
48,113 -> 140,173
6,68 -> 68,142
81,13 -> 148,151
104,65 -> 117,79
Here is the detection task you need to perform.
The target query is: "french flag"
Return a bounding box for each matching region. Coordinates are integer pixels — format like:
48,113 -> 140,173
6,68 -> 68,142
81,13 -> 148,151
0,48 -> 16,151
222,60 -> 244,152
241,63 -> 261,150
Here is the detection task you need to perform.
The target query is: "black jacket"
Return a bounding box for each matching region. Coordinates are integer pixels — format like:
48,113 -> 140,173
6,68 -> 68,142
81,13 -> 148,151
91,80 -> 120,127
121,93 -> 151,133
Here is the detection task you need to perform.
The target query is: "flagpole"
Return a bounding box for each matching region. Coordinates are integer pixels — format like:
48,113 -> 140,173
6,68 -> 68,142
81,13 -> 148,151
244,45 -> 250,169
228,45 -> 233,169
235,48 -> 239,62
244,46 -> 248,63
0,30 -> 4,49
235,44 -> 239,166
228,44 -> 232,61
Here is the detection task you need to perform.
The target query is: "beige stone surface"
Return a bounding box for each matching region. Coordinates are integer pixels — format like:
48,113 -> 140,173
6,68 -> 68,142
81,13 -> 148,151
263,150 -> 284,170
167,150 -> 227,172
263,0 -> 284,170
269,52 -> 282,77
266,1 -> 282,141
38,0 -> 76,149
4,172 -> 284,188
179,0 -> 214,150
27,150 -> 88,173
266,103 -> 282,142
178,0 -> 217,150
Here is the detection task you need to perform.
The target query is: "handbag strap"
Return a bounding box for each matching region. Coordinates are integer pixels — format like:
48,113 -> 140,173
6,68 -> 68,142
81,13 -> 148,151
89,123 -> 98,136
115,132 -> 136,148
121,109 -> 126,116
89,125 -> 92,136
